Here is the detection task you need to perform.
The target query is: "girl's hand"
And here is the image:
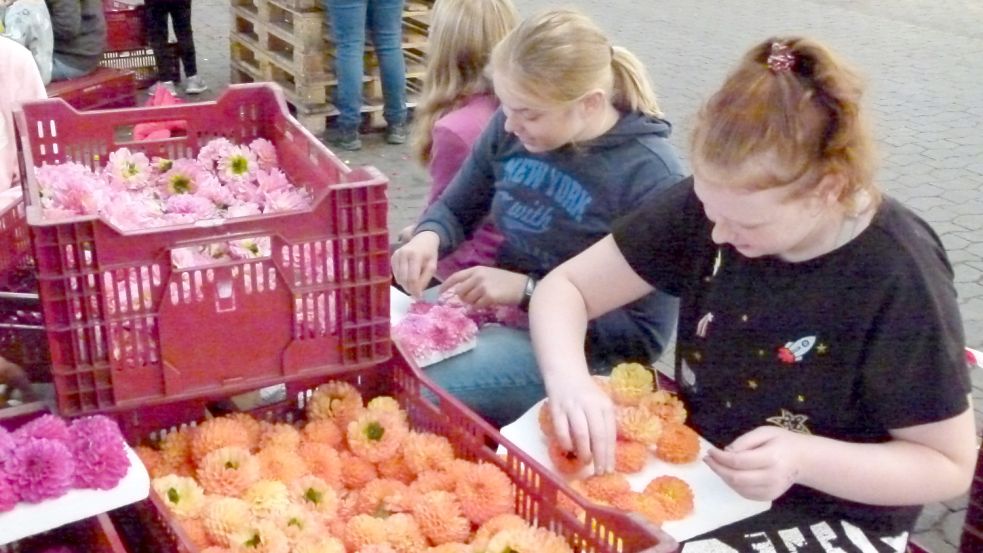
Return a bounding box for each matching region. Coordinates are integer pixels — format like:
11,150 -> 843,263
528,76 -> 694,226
704,426 -> 805,501
391,231 -> 440,298
546,373 -> 618,474
441,266 -> 527,307
396,224 -> 415,245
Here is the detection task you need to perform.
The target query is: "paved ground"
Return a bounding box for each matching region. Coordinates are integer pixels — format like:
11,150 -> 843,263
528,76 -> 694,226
185,0 -> 983,550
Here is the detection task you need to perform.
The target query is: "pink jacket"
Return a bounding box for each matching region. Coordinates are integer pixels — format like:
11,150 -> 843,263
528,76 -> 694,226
0,37 -> 46,190
427,94 -> 504,280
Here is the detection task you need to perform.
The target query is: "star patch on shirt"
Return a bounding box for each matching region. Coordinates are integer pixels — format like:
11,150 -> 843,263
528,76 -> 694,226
766,409 -> 812,434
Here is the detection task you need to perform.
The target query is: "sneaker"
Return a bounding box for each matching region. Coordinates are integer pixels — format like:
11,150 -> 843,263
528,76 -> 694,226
184,75 -> 208,94
152,80 -> 177,96
386,123 -> 408,145
327,128 -> 362,151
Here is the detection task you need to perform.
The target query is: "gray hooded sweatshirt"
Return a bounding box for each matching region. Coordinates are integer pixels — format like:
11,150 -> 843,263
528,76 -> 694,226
416,109 -> 686,366
46,0 -> 104,72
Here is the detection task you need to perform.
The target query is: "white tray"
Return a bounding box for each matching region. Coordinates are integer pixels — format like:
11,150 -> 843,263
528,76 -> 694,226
0,444 -> 150,545
500,399 -> 771,541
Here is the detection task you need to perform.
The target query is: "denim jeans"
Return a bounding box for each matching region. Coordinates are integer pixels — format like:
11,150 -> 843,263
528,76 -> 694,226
324,0 -> 407,132
51,57 -> 91,81
423,324 -> 545,429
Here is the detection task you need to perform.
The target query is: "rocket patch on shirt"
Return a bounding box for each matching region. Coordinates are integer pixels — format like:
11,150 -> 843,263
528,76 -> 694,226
777,335 -> 816,364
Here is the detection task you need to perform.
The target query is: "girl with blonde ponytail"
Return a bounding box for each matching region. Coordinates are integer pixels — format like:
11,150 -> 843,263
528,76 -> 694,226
393,9 -> 684,427
400,0 -> 517,280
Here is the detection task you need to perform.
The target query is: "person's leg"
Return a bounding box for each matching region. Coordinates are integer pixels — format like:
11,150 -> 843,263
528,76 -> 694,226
50,57 -> 92,81
145,0 -> 178,83
366,0 -> 407,141
422,325 -> 545,428
169,0 -> 197,77
323,0 -> 367,149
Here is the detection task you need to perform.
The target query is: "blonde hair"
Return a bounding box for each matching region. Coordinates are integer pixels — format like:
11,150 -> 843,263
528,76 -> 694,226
490,9 -> 663,118
692,37 -> 880,212
410,0 -> 519,164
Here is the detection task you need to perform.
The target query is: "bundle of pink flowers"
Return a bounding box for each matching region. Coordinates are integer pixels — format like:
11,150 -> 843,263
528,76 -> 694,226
392,291 -> 527,367
34,138 -> 312,268
0,414 -> 131,512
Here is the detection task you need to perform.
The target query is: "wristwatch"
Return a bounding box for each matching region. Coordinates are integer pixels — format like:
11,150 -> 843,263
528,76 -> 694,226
519,275 -> 537,311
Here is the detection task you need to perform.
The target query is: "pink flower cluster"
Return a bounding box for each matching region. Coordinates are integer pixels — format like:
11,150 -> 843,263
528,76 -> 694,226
34,138 -> 312,267
0,414 -> 130,512
393,305 -> 478,367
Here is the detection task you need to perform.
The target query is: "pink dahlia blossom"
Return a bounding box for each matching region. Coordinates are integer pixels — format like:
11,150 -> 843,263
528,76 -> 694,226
216,145 -> 258,185
102,193 -> 166,231
5,438 -> 75,502
249,138 -> 278,171
15,414 -> 70,443
0,427 -> 14,459
160,159 -> 206,196
69,416 -> 130,490
196,137 -> 233,171
262,187 -> 311,213
35,162 -> 109,217
164,193 -> 220,221
255,167 -> 292,195
0,475 -> 17,512
225,201 -> 262,219
228,237 -> 271,260
105,147 -> 153,191
194,173 -> 235,208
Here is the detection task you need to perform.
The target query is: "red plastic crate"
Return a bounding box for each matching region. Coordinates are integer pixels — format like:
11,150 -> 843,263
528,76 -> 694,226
101,46 -> 178,90
13,84 -> 392,417
44,67 -> 137,111
104,6 -> 148,52
121,352 -> 678,553
0,192 -> 31,283
0,512 -> 127,553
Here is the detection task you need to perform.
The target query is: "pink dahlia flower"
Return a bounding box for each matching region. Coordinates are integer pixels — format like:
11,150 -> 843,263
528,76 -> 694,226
196,137 -> 233,171
15,414 -> 70,443
5,438 -> 75,502
0,476 -> 17,512
105,147 -> 152,191
69,416 -> 130,490
249,138 -> 278,171
216,145 -> 258,185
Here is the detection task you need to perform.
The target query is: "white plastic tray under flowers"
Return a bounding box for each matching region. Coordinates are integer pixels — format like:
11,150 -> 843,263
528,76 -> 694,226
0,444 -> 149,545
501,398 -> 771,542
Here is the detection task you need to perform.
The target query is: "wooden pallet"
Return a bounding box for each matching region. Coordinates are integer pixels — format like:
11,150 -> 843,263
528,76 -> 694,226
231,61 -> 421,134
231,0 -> 325,46
231,30 -> 330,80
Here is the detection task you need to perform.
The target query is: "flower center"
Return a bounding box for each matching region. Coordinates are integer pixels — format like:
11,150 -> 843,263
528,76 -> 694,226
171,175 -> 192,194
245,532 -> 261,548
224,460 -> 239,470
231,156 -> 249,175
167,487 -> 181,504
124,162 -> 140,178
365,421 -> 385,441
304,487 -> 322,504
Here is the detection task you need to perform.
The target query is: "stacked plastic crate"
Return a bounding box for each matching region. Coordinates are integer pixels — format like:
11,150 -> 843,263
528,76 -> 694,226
229,0 -> 428,134
99,1 -> 179,89
5,84 -> 674,552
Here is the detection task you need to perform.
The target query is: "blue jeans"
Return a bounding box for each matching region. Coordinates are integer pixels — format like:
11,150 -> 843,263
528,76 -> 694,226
424,325 -> 545,428
51,57 -> 92,81
324,0 -> 407,132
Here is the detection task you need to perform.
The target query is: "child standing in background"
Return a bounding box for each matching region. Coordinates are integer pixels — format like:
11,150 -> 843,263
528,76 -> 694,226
401,0 -> 518,280
146,0 -> 207,95
0,0 -> 53,83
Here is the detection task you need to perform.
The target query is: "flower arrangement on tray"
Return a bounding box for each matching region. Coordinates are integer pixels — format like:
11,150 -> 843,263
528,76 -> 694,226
0,414 -> 130,512
392,291 -> 526,368
138,380 -> 577,553
542,363 -> 700,525
33,138 -> 312,269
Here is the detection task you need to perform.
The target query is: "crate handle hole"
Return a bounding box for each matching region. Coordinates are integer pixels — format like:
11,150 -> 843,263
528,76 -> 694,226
115,121 -> 189,142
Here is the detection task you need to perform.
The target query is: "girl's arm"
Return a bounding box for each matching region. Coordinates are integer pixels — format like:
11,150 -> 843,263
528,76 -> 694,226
707,403 -> 977,504
415,113 -> 500,255
427,125 -> 471,205
530,235 -> 655,472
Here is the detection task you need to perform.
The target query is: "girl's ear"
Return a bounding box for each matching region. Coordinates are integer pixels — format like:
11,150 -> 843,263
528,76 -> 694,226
579,89 -> 608,114
815,172 -> 848,206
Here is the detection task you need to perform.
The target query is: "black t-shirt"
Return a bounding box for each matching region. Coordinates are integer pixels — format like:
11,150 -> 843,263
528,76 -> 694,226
612,177 -> 970,543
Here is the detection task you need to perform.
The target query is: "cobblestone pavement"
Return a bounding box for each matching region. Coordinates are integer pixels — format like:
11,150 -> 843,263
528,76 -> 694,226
187,0 -> 983,550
